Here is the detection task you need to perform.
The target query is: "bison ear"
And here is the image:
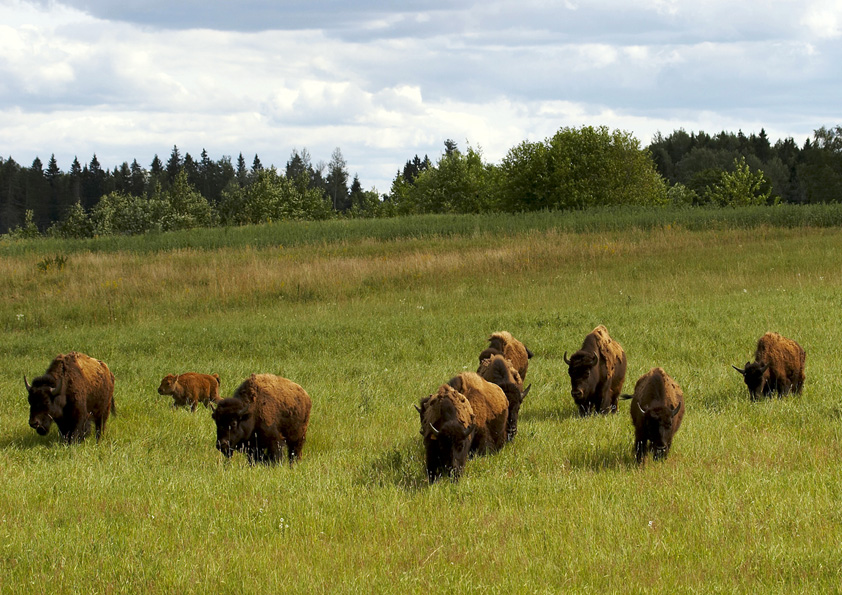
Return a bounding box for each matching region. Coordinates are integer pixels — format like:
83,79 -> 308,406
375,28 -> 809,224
671,403 -> 681,418
731,365 -> 746,376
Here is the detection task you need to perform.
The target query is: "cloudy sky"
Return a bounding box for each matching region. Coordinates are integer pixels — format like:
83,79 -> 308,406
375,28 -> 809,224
2,0 -> 840,193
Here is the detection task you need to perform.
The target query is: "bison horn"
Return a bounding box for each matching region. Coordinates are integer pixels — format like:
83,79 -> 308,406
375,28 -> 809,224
637,401 -> 646,415
760,363 -> 770,373
428,421 -> 440,434
414,405 -> 422,414
731,365 -> 746,375
24,375 -> 31,391
671,403 -> 681,418
619,393 -> 633,400
50,377 -> 63,397
522,384 -> 532,399
563,351 -> 571,365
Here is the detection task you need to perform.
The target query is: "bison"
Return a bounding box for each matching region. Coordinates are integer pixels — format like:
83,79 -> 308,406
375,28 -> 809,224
732,332 -> 806,400
564,325 -> 627,416
416,372 -> 508,482
621,367 -> 684,464
477,353 -> 531,441
416,384 -> 476,482
158,372 -> 221,412
211,374 -> 311,465
25,351 -> 115,443
479,331 -> 534,381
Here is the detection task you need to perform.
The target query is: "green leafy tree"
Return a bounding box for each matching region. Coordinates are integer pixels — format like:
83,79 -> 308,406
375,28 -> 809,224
703,157 -> 772,206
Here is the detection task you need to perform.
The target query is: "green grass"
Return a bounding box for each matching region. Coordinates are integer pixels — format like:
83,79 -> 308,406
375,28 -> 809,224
2,207 -> 842,592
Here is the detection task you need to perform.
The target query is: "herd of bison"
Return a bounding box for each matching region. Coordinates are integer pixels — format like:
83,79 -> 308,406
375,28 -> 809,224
22,326 -> 806,481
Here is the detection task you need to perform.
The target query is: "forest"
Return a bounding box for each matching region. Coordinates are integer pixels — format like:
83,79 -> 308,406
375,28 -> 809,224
2,124 -> 842,237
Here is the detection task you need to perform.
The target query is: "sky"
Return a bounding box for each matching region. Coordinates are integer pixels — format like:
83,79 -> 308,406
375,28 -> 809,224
1,0 -> 840,193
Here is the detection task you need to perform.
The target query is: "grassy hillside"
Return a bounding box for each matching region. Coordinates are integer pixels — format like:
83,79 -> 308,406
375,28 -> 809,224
1,208 -> 841,592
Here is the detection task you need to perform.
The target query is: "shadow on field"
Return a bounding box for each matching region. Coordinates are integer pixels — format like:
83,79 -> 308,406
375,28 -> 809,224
564,442 -> 636,471
519,405 -> 580,423
0,430 -> 62,450
357,438 -> 429,492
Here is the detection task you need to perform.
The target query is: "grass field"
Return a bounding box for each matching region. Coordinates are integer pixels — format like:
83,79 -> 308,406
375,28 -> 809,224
2,207 -> 842,593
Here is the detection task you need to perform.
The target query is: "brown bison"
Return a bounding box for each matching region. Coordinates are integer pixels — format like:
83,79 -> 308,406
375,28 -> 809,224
158,372 -> 221,411
25,351 -> 115,443
477,354 -> 531,441
211,374 -> 311,465
732,332 -> 806,400
416,372 -> 508,482
416,384 -> 476,482
621,367 -> 684,464
479,331 -> 534,381
564,325 -> 627,415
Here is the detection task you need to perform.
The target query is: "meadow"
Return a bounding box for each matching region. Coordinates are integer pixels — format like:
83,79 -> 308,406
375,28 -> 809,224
1,206 -> 842,593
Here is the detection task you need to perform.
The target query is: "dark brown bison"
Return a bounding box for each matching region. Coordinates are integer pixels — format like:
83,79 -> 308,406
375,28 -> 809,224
479,331 -> 534,381
621,367 -> 684,464
158,372 -> 221,411
211,374 -> 311,465
25,351 -> 115,443
564,325 -> 627,415
477,354 -> 531,441
732,332 -> 806,400
416,384 -> 476,482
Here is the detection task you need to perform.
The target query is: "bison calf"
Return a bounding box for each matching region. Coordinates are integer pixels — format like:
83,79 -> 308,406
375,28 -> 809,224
477,354 -> 531,441
621,367 -> 684,464
25,351 -> 115,443
416,384 -> 476,482
211,374 -> 311,465
564,325 -> 627,415
158,372 -> 221,411
733,332 -> 806,400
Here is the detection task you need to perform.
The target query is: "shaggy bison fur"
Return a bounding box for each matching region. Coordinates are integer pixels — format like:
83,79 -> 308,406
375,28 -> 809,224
621,367 -> 684,464
158,372 -> 221,411
733,332 -> 806,400
211,374 -> 311,465
416,384 -> 476,482
25,351 -> 115,443
477,354 -> 531,441
446,372 -> 508,456
479,331 -> 534,381
564,325 -> 627,416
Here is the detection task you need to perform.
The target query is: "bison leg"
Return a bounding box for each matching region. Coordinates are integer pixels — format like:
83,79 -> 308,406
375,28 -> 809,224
287,438 -> 305,464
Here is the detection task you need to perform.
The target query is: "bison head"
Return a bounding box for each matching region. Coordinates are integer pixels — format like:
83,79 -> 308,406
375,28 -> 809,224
25,375 -> 65,436
732,361 -> 770,400
423,419 -> 475,483
564,350 -> 599,414
419,392 -> 475,483
211,398 -> 256,458
637,400 -> 681,461
157,374 -> 177,395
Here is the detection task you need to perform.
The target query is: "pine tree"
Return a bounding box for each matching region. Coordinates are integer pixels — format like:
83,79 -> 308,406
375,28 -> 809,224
326,147 -> 349,211
166,145 -> 183,186
236,153 -> 248,187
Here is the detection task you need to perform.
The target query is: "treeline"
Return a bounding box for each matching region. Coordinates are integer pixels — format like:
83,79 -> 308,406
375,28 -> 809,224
3,124 -> 842,238
649,126 -> 842,205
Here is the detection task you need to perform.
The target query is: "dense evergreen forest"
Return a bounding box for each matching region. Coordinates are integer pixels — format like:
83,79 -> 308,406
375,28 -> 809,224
2,125 -> 842,238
